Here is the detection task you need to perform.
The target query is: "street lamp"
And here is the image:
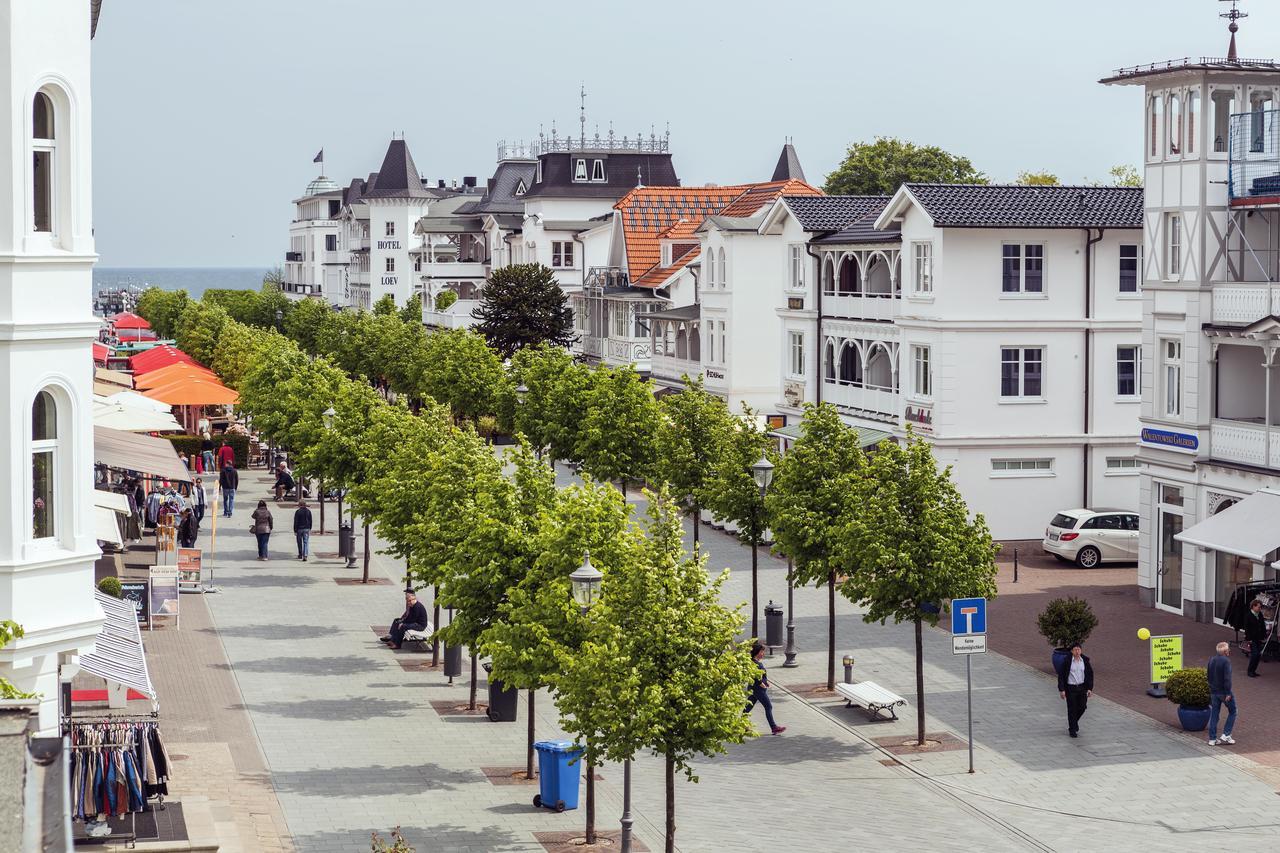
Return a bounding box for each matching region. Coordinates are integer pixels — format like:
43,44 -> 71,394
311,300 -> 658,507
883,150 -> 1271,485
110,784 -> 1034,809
567,551 -> 606,847
322,406 -> 336,430
274,308 -> 284,330
515,382 -> 529,405
749,455 -> 774,641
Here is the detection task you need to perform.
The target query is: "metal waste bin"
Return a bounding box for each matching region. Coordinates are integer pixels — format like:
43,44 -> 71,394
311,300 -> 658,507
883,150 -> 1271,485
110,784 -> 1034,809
532,740 -> 583,812
338,522 -> 354,559
765,600 -> 784,649
483,662 -> 518,722
443,642 -> 463,678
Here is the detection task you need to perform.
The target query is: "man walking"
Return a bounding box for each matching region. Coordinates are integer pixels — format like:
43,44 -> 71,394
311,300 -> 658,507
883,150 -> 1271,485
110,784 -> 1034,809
1246,599 -> 1266,678
192,477 -> 207,525
219,460 -> 238,517
293,499 -> 313,561
1208,641 -> 1237,746
1057,642 -> 1093,738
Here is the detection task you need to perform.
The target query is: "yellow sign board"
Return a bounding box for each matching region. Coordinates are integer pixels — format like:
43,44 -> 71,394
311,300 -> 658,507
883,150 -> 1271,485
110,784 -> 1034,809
1150,634 -> 1183,684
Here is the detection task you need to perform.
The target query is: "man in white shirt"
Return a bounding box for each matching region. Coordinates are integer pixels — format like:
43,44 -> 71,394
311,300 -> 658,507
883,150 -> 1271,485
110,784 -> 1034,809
1056,643 -> 1094,738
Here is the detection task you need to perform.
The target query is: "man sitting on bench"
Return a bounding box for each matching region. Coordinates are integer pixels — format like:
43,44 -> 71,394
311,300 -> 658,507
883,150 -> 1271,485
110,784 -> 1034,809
381,591 -> 429,649
274,461 -> 296,502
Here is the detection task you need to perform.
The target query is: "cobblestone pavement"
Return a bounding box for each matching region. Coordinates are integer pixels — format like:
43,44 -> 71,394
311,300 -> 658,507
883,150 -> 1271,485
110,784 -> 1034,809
192,467 -> 1280,852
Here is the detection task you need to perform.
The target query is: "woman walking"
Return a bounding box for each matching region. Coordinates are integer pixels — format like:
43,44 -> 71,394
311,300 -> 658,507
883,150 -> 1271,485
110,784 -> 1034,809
251,500 -> 273,561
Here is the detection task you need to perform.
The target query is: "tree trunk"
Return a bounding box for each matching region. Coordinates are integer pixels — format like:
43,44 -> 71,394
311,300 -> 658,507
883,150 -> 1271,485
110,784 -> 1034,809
585,758 -> 596,843
361,522 -> 371,583
620,478 -> 628,498
914,616 -> 926,746
337,492 -> 343,529
827,570 -> 837,691
432,588 -> 441,667
526,690 -> 537,779
692,500 -> 700,546
664,753 -> 675,853
318,479 -> 325,534
468,653 -> 478,711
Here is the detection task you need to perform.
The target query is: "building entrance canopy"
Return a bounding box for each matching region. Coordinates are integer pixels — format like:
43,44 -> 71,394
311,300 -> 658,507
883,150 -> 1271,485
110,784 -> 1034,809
1175,488 -> 1280,562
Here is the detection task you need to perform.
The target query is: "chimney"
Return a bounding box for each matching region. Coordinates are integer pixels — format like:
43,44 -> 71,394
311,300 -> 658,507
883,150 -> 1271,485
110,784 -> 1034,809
438,179 -> 446,189
463,176 -> 477,188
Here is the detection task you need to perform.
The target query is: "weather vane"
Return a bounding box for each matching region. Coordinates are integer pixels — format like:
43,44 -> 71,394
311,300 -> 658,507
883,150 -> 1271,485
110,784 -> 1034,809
1220,0 -> 1246,61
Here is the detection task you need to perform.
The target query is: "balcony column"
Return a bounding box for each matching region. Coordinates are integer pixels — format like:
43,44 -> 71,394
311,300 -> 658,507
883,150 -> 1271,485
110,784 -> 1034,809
1266,348 -> 1274,470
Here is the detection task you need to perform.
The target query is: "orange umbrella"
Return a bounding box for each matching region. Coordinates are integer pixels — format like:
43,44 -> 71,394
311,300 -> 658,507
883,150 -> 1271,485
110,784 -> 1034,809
141,376 -> 239,406
135,362 -> 217,389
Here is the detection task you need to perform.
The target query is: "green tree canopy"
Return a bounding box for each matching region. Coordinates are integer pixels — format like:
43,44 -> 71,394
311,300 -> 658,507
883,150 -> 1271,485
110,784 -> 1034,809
655,376 -> 735,542
419,329 -> 504,423
823,137 -> 987,195
135,288 -> 190,340
577,365 -> 661,493
1016,170 -> 1060,185
475,263 -> 575,359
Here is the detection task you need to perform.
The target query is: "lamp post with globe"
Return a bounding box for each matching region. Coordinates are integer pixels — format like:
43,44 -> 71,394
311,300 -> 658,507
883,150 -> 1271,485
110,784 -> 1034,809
749,455 -> 775,641
568,553 -> 608,847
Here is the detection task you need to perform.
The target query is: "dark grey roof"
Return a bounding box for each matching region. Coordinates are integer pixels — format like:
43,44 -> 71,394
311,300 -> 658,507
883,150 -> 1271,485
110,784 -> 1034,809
522,152 -> 679,200
364,139 -> 429,199
650,304 -> 699,321
771,143 -> 806,183
813,215 -> 900,245
91,0 -> 103,37
781,195 -> 891,231
904,184 -> 1143,229
463,161 -> 537,215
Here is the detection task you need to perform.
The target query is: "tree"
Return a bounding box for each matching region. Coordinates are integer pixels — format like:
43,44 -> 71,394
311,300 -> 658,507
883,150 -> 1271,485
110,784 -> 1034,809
474,263 -> 575,359
499,345 -> 577,457
282,297 -> 335,356
211,319 -> 272,389
835,435 -> 999,745
1016,170 -> 1059,185
545,359 -> 596,465
557,492 -> 755,853
135,288 -> 190,340
398,293 -> 424,324
373,294 -> 397,316
577,365 -> 661,495
655,376 -> 735,545
823,137 -> 987,196
174,300 -> 229,366
0,621 -> 35,699
419,329 -> 504,423
1109,164 -> 1142,187
698,407 -> 775,640
766,402 -> 867,690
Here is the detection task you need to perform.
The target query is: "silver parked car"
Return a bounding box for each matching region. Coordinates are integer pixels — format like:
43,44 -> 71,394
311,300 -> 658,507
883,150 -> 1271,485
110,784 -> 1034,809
1042,508 -> 1139,568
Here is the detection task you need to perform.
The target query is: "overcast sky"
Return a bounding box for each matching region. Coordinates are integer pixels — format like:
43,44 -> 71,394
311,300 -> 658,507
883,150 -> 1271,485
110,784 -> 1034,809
89,0 -> 1277,267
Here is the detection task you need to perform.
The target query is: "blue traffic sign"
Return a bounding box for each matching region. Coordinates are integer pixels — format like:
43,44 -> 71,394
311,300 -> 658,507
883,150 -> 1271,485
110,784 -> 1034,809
951,598 -> 987,636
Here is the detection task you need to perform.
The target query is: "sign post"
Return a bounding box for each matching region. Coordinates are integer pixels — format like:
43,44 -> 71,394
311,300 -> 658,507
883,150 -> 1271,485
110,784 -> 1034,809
951,597 -> 988,774
1147,634 -> 1183,698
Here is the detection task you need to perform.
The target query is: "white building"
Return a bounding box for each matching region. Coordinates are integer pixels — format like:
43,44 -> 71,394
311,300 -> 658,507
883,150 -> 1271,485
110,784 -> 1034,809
283,173 -> 342,302
0,0 -> 106,733
1103,20 -> 1280,621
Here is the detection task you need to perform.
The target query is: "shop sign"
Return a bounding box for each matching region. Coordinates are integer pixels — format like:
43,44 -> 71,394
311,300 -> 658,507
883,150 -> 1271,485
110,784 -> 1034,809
705,368 -> 725,380
120,581 -> 150,628
904,404 -> 933,433
177,548 -> 202,588
1150,634 -> 1183,684
1140,428 -> 1198,452
149,566 -> 180,629
783,381 -> 805,407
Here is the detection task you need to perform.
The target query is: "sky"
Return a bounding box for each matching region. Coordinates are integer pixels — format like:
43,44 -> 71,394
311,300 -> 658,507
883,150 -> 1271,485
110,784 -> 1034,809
89,0 -> 1279,268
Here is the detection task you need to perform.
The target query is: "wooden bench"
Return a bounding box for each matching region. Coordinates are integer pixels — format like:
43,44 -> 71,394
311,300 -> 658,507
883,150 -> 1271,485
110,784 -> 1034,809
402,625 -> 434,651
835,681 -> 908,721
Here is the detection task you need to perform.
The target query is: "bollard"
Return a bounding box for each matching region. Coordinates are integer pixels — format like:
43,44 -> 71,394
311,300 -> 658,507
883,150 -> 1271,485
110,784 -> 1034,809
842,654 -> 855,685
1014,548 -> 1019,583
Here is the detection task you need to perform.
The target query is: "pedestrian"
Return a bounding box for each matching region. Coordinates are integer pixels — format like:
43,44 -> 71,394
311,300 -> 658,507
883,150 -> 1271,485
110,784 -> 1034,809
200,431 -> 216,474
1057,642 -> 1093,738
216,441 -> 235,471
179,451 -> 189,471
219,461 -> 238,517
743,642 -> 785,735
192,477 -> 207,524
177,507 -> 198,549
1207,641 -> 1237,746
250,500 -> 273,561
293,499 -> 313,561
380,591 -> 429,649
1246,599 -> 1266,678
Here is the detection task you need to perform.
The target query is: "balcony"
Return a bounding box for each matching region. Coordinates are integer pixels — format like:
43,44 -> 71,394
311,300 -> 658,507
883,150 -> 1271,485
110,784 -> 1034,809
1211,419 -> 1280,468
822,380 -> 899,423
823,293 -> 900,322
423,298 -> 480,330
1212,284 -> 1280,325
285,251 -> 303,262
1229,107 -> 1280,202
652,354 -> 702,385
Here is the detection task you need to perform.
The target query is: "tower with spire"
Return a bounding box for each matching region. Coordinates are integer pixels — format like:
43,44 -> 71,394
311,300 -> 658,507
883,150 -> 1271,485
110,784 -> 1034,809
1102,1 -> 1280,622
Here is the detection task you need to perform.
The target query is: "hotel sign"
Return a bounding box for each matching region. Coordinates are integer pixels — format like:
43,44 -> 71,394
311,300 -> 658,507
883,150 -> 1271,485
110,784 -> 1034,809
376,240 -> 402,250
1140,427 -> 1198,452
904,403 -> 933,434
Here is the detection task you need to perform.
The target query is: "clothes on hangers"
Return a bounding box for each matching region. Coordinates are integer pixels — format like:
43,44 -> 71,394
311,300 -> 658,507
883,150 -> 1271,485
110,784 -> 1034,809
67,721 -> 170,820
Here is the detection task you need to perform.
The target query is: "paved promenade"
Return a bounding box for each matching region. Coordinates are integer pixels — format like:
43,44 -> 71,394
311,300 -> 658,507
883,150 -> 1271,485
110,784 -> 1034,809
190,466 -> 1280,852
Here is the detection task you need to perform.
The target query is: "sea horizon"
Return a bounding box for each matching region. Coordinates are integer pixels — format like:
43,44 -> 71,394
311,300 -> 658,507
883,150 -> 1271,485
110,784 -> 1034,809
94,266 -> 272,298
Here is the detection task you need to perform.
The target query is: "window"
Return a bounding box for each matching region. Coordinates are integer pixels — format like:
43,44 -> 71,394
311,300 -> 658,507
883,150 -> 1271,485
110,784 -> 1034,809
385,221 -> 395,237
633,303 -> 654,338
789,331 -> 805,377
1000,347 -> 1043,398
385,257 -> 395,273
413,257 -> 422,272
574,158 -> 588,181
33,91 -> 55,233
536,160 -> 543,183
718,248 -> 726,287
591,159 -> 605,181
789,245 -> 804,289
1001,244 -> 1044,293
1149,94 -> 1163,159
514,179 -> 527,196
1116,345 -> 1140,397
31,390 -> 57,539
1119,244 -> 1140,292
1162,338 -> 1182,416
1187,91 -> 1198,155
991,458 -> 1053,476
552,241 -> 575,269
912,345 -> 932,397
1168,92 -> 1182,155
1106,457 -> 1140,473
912,242 -> 932,295
325,234 -> 338,252
1166,214 -> 1181,278
1212,88 -> 1236,153
613,304 -> 629,338
1160,483 -> 1184,507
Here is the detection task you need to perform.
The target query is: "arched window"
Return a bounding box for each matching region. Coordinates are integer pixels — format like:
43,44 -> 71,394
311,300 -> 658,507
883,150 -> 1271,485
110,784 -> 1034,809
1149,94 -> 1163,160
824,340 -> 836,380
1186,91 -> 1199,155
33,91 -> 55,233
717,248 -> 726,288
839,341 -> 862,386
821,255 -> 836,295
1168,92 -> 1182,156
837,254 -> 860,295
32,390 -> 58,539
707,246 -> 717,287
689,325 -> 701,361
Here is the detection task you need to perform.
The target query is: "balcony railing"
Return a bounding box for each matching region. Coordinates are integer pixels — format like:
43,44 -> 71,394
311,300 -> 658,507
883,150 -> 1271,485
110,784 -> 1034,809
422,299 -> 480,330
1210,418 -> 1280,468
822,380 -> 898,423
1211,284 -> 1280,324
652,353 -> 702,383
822,293 -> 900,322
1230,108 -> 1280,201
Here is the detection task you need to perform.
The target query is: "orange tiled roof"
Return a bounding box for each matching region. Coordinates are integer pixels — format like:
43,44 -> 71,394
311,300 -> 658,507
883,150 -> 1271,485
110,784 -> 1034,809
616,180 -> 823,289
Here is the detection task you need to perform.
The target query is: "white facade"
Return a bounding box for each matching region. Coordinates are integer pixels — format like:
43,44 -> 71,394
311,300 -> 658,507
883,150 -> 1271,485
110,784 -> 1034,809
283,178 -> 342,302
1106,51 -> 1280,621
0,0 -> 105,733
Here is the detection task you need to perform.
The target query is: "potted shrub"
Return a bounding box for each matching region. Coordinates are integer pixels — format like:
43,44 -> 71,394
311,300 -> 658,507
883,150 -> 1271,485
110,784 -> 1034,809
97,577 -> 123,599
1165,667 -> 1211,731
1036,596 -> 1099,675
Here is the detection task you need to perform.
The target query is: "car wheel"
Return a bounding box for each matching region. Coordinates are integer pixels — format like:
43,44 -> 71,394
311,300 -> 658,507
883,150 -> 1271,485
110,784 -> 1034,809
1076,546 -> 1101,569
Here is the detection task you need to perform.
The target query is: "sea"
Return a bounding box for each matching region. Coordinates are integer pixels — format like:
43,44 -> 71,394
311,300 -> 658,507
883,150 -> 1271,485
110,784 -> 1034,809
93,267 -> 270,299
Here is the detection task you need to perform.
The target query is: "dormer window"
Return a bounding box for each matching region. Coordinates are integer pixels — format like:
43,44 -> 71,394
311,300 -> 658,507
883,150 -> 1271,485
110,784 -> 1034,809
574,158 -> 588,181
515,179 -> 527,196
592,159 -> 605,182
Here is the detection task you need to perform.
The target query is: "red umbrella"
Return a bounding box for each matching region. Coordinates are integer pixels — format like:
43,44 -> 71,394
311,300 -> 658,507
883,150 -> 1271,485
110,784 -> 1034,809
111,311 -> 152,330
129,345 -> 196,374
92,342 -> 109,363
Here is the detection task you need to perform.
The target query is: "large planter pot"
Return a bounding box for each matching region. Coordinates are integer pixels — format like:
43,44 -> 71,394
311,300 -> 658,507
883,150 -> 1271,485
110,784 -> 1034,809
1177,704 -> 1211,732
1051,648 -> 1070,677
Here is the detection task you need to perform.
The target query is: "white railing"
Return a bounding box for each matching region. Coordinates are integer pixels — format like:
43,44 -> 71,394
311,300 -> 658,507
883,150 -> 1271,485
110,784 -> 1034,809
1210,419 -> 1273,467
1212,285 -> 1280,325
822,381 -> 898,421
652,354 -> 701,383
422,298 -> 480,330
822,293 -> 900,322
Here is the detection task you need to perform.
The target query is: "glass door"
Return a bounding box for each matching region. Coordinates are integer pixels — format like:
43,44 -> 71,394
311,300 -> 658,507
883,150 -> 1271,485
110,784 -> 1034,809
1158,510 -> 1183,610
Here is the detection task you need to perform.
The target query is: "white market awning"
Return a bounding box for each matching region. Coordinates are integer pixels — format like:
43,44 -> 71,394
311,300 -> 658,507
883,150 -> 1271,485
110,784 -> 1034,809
94,506 -> 123,546
1175,489 -> 1280,562
106,390 -> 174,414
79,590 -> 156,702
93,403 -> 183,433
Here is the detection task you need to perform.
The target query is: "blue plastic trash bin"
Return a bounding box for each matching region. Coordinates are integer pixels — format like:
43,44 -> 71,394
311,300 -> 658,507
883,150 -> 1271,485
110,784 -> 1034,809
531,740 -> 584,812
